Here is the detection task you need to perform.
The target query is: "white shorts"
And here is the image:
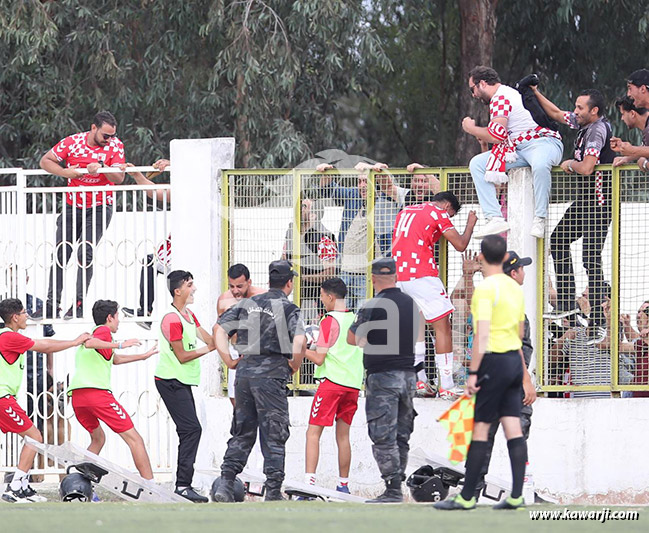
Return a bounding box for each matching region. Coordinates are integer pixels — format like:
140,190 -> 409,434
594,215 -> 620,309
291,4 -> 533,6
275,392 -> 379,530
227,344 -> 240,399
398,276 -> 455,322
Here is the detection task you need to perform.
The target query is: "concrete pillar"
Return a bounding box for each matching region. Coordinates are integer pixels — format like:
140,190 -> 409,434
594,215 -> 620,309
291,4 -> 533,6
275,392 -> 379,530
170,138 -> 235,396
507,168 -> 538,373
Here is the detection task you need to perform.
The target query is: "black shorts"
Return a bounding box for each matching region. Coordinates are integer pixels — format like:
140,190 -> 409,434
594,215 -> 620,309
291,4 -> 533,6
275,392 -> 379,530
474,350 -> 523,423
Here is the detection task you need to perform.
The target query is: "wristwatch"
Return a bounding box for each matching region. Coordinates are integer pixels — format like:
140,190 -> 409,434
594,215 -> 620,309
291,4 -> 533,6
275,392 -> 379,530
468,370 -> 479,376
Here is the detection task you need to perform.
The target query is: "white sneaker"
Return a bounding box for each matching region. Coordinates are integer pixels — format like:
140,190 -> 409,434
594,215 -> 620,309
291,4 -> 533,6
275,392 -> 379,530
438,386 -> 464,400
530,217 -> 545,239
23,485 -> 47,502
474,217 -> 510,239
2,487 -> 30,504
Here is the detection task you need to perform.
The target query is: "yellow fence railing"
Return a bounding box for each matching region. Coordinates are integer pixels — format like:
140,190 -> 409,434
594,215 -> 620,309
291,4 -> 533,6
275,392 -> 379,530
220,165 -> 649,396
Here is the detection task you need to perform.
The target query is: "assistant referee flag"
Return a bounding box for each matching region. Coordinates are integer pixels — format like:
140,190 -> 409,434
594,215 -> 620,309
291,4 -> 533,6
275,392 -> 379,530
437,395 -> 476,464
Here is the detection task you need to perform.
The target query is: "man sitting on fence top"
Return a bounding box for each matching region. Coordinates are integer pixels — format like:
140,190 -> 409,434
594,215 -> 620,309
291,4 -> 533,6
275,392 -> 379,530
531,84 -> 615,344
35,111 -> 125,321
462,66 -> 563,239
611,96 -> 649,172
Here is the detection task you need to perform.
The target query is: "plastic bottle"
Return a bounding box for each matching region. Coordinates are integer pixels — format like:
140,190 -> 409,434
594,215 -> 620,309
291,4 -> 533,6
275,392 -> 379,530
523,461 -> 535,505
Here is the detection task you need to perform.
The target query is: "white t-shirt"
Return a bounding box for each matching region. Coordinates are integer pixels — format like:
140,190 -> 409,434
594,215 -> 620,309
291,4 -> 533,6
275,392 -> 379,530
489,85 -> 537,137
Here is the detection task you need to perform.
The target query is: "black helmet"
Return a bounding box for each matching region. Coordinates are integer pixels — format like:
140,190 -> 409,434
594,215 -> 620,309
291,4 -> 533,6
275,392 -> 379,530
211,476 -> 246,502
406,465 -> 449,502
59,473 -> 93,502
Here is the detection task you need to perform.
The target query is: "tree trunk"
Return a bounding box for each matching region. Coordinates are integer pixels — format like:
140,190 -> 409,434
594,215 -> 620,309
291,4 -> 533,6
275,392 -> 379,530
455,0 -> 499,165
235,72 -> 252,168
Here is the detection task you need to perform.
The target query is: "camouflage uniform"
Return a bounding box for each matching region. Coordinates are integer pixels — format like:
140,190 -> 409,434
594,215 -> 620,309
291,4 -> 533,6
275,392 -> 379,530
365,370 -> 417,481
217,289 -> 303,491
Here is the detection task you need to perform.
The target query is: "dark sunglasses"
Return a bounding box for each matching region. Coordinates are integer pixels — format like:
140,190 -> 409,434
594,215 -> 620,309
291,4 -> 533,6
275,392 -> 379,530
101,132 -> 117,139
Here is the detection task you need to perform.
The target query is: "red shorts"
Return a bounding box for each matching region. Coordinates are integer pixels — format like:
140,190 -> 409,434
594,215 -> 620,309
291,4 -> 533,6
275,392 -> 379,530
71,389 -> 134,434
309,379 -> 359,426
0,396 -> 34,434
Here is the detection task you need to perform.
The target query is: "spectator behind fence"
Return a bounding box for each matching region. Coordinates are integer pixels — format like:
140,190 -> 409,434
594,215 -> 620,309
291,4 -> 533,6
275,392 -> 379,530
121,159 -> 171,329
621,300 -> 649,398
327,172 -> 377,312
627,69 -> 649,109
531,85 -> 615,344
356,161 -> 396,258
282,198 -> 337,322
35,111 -> 125,321
372,162 -> 441,256
611,96 -> 649,171
450,251 -> 481,385
317,161 -> 377,246
462,66 -> 563,239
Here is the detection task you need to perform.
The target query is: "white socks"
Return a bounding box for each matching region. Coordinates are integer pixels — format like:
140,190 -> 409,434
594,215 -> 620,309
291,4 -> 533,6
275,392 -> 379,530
435,352 -> 455,390
415,341 -> 427,382
305,473 -> 316,485
10,469 -> 28,491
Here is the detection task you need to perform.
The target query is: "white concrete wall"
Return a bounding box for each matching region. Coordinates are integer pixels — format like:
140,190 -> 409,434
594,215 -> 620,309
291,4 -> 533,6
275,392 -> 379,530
194,396 -> 649,504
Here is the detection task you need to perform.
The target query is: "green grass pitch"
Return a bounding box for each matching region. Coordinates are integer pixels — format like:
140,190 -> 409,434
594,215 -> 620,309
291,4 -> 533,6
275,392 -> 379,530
0,502 -> 644,533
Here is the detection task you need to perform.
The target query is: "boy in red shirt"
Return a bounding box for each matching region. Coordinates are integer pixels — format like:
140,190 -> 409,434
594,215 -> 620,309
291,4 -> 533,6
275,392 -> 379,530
68,300 -> 157,480
304,278 -> 363,493
0,298 -> 90,503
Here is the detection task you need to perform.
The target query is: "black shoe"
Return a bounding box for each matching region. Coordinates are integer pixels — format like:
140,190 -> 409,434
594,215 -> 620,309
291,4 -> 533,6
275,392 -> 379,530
1,487 -> 29,504
211,479 -> 235,503
175,486 -> 208,503
433,494 -> 476,510
367,477 -> 403,503
493,496 -> 524,510
22,485 -> 47,502
264,488 -> 285,501
64,301 -> 83,320
515,73 -> 539,90
42,324 -> 56,337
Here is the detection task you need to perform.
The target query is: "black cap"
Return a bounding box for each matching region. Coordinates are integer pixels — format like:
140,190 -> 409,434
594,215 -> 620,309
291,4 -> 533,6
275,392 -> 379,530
269,260 -> 298,278
371,257 -> 396,275
503,251 -> 532,274
628,69 -> 649,87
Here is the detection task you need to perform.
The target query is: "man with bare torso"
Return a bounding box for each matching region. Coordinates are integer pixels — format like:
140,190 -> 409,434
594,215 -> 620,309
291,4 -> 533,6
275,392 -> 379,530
215,264 -> 265,407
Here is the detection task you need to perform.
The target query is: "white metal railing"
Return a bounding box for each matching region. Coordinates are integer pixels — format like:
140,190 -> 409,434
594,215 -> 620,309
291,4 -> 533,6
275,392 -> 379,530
1,167 -> 176,475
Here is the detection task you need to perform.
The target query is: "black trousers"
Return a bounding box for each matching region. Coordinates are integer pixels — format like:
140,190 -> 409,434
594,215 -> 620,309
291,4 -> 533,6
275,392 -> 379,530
155,378 -> 202,488
46,204 -> 113,308
139,254 -> 158,313
550,196 -> 611,326
221,376 -> 289,489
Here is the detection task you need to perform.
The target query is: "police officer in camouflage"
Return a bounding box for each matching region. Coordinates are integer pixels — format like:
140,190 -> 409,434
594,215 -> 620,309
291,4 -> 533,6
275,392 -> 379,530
213,260 -> 306,502
348,258 -> 420,503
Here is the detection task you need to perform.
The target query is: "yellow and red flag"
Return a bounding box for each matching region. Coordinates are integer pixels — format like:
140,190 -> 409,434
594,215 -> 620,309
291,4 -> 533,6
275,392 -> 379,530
437,394 -> 476,464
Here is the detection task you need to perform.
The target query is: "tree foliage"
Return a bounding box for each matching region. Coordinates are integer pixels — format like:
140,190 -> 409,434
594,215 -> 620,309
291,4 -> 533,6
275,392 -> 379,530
1,0 -> 648,176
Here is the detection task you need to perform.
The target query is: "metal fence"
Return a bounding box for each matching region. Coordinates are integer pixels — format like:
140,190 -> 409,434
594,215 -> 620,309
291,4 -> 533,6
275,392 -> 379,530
222,165 -> 649,396
1,167 -> 175,475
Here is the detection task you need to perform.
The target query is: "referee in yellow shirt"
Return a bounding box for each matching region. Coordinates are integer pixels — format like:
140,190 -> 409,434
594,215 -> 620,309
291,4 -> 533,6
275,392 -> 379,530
435,234 -> 535,511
